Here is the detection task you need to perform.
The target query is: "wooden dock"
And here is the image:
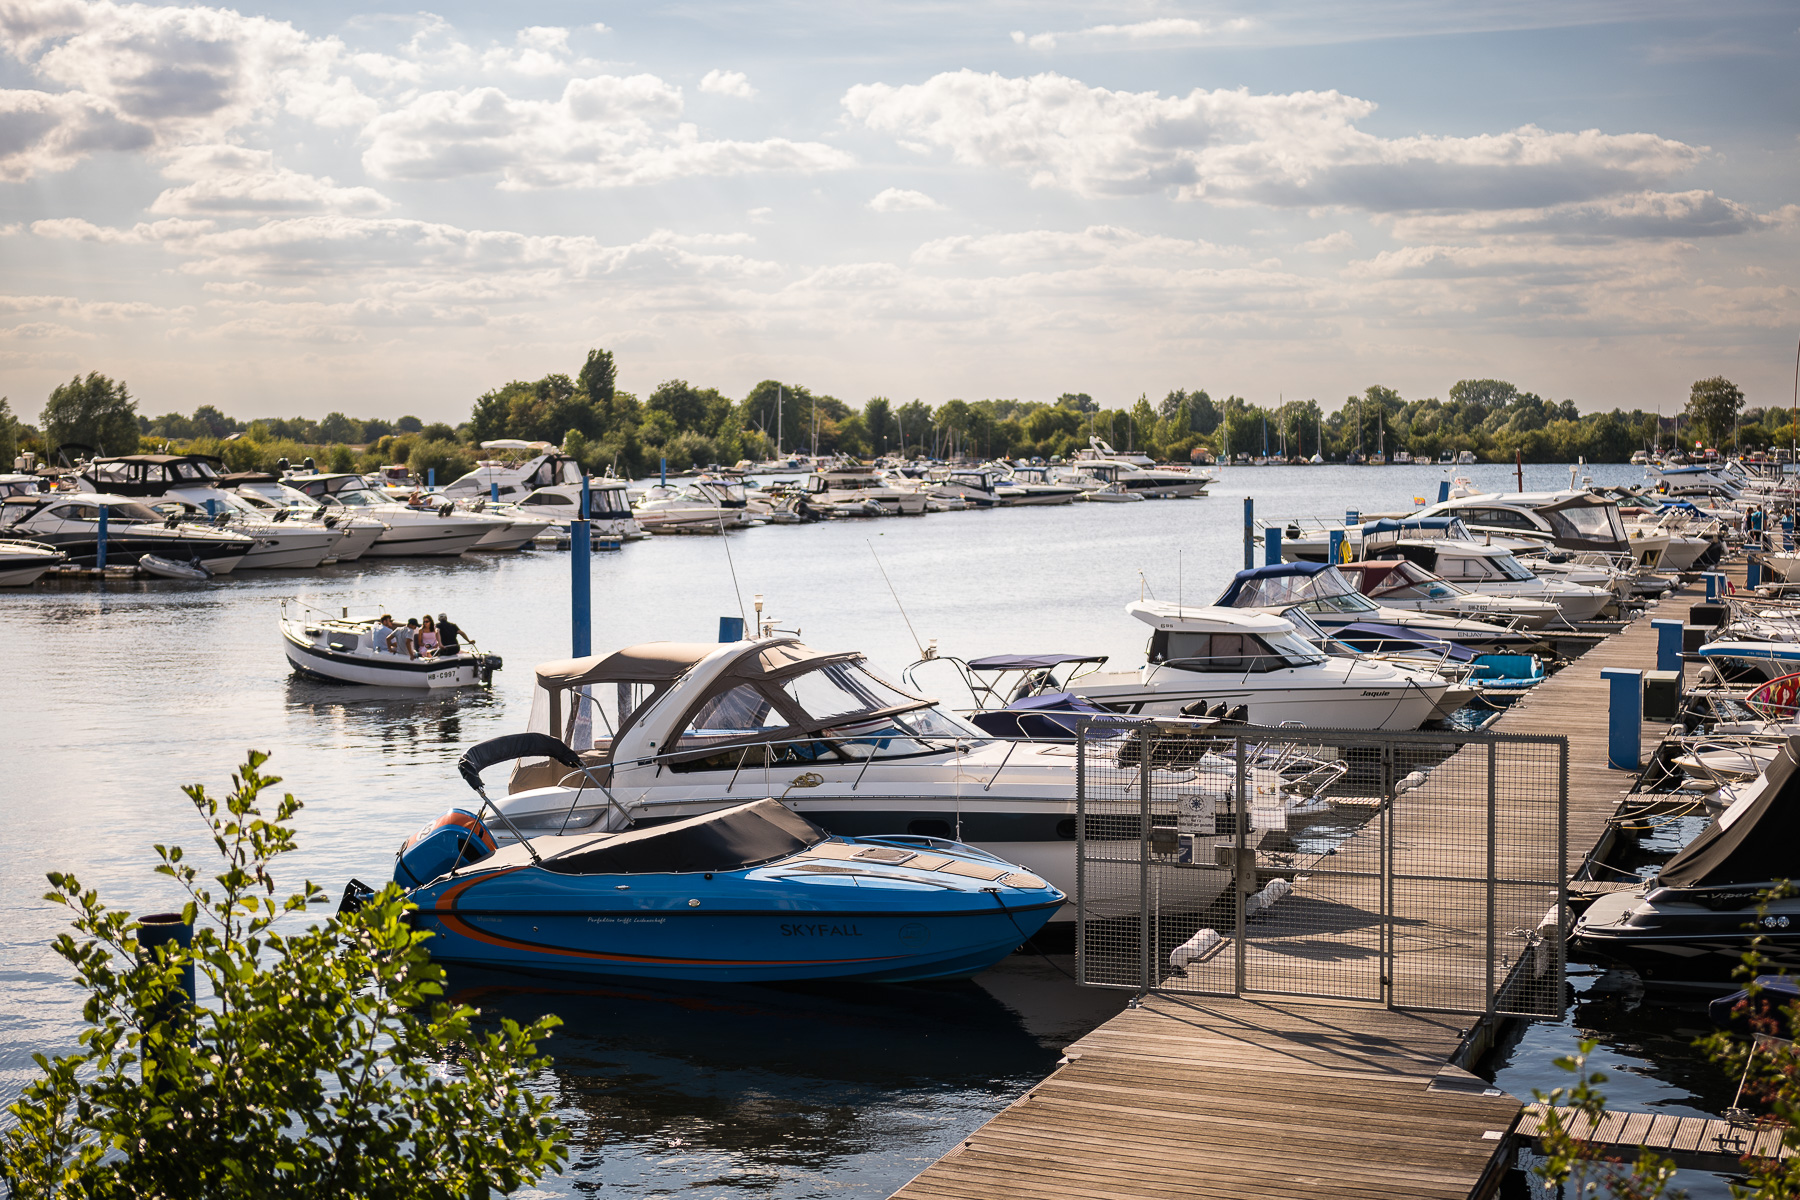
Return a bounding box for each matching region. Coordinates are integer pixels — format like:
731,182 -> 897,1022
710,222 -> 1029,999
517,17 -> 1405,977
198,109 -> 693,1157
1517,1103 -> 1793,1171
895,575 -> 1735,1200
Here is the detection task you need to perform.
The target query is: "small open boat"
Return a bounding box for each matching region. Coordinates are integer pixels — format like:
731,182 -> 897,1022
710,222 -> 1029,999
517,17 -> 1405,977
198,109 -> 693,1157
358,734 -> 1065,983
138,554 -> 212,581
279,602 -> 500,688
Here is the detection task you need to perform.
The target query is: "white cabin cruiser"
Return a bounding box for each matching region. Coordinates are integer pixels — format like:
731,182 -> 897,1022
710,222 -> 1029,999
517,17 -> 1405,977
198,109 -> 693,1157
1214,563 -> 1542,654
288,474 -> 509,556
279,603 -> 501,688
1058,604 -> 1450,730
80,455 -> 343,570
633,483 -> 746,533
1368,539 -> 1614,622
1065,438 -> 1211,498
480,638 -> 1311,920
0,492 -> 253,572
991,465 -> 1083,506
439,446 -> 573,503
227,475 -> 385,561
805,464 -> 927,516
516,477 -> 643,541
1334,560 -> 1562,629
0,539 -> 67,584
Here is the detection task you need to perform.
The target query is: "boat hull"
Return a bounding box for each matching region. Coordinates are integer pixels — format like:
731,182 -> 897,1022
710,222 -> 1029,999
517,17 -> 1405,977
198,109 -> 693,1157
282,625 -> 494,688
1573,890 -> 1800,983
362,520 -> 493,557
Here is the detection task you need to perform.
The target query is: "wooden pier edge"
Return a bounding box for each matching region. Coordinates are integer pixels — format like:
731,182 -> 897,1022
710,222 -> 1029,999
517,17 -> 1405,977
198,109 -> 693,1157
893,570 -> 1737,1200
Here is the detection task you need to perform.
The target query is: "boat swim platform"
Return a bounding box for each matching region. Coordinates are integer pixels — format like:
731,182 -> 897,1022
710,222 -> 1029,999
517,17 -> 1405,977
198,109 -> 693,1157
894,572 -> 1735,1200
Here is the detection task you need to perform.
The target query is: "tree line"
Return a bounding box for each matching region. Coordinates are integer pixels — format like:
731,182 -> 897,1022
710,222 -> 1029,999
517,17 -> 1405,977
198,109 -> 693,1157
0,357 -> 1770,481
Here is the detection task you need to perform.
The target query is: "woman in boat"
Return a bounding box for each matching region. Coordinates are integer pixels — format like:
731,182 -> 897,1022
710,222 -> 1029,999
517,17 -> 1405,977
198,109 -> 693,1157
418,614 -> 440,658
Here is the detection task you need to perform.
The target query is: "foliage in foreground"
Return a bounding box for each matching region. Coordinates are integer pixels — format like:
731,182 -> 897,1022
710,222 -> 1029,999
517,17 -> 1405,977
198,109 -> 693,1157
0,751 -> 566,1199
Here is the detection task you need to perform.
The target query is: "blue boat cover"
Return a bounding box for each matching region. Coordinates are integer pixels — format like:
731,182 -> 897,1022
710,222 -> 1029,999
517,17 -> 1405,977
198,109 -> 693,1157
1215,562 -> 1332,606
966,653 -> 1108,671
1708,974 -> 1800,1031
1360,517 -> 1469,537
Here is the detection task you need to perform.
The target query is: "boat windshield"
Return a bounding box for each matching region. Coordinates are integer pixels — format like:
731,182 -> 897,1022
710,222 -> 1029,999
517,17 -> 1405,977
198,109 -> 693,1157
1543,501 -> 1628,544
1232,567 -> 1378,615
325,488 -> 386,508
1491,554 -> 1538,582
1369,561 -> 1467,600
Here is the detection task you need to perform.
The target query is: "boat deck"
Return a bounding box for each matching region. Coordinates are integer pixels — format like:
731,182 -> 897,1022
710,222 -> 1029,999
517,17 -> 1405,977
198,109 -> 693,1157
895,573 -> 1732,1199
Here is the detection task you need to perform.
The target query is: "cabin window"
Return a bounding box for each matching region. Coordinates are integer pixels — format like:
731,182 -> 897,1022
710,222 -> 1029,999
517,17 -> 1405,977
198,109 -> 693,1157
677,684 -> 787,748
1545,503 -> 1626,543
1154,631 -> 1288,673
1462,507 -> 1538,531
521,492 -> 573,506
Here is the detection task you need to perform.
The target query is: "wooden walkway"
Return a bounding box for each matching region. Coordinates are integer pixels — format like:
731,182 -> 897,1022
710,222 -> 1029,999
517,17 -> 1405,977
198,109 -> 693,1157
895,575 -> 1730,1200
1518,1103 -> 1793,1171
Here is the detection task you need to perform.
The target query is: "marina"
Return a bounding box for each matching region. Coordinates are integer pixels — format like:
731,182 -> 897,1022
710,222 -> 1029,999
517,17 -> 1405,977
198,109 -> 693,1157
6,458 -> 1796,1197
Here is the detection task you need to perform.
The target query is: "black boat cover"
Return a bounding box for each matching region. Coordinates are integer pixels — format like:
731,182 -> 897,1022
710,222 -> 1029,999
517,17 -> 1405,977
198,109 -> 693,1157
459,732 -> 583,791
1657,738 -> 1800,891
545,798 -> 827,875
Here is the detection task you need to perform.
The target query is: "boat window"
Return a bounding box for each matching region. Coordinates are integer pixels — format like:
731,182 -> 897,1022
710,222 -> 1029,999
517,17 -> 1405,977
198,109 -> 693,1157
1462,507 -> 1539,531
1297,591 -> 1377,615
330,489 -> 382,507
1155,631 -> 1290,673
594,489 -> 629,515
173,462 -> 205,480
677,684 -> 788,749
1545,502 -> 1627,543
1264,629 -> 1329,666
779,660 -> 919,724
1442,556 -> 1492,580
86,463 -> 132,485
1492,555 -> 1537,582
521,492 -> 573,506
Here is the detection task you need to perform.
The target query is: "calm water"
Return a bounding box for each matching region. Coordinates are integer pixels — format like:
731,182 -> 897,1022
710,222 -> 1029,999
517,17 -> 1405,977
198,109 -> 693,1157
2,461 -> 1743,1196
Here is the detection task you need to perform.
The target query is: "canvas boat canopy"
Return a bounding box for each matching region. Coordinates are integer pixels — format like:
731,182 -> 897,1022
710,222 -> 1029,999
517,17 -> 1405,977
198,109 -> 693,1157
543,798 -> 827,876
1656,739 -> 1800,891
1215,563 -> 1378,616
966,653 -> 1108,671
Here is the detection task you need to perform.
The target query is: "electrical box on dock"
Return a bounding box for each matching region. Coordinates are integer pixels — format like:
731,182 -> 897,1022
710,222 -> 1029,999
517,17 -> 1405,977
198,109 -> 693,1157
1643,670 -> 1682,723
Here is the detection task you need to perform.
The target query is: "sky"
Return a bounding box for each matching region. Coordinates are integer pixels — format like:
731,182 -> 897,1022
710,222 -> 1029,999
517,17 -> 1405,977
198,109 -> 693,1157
1,0 -> 1797,426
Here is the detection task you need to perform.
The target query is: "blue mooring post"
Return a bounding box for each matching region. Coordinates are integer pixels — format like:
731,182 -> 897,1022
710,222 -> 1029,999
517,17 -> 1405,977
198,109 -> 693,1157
96,502 -> 107,570
427,467 -> 435,490
1243,497 -> 1254,570
570,475 -> 591,656
1601,668 -> 1643,770
1265,526 -> 1282,566
1705,573 -> 1719,601
1329,529 -> 1346,564
660,457 -> 668,486
1749,560 -> 1763,588
719,616 -> 745,642
490,480 -> 499,503
1437,479 -> 1451,504
1346,509 -> 1360,526
137,913 -> 195,1010
1651,619 -> 1683,674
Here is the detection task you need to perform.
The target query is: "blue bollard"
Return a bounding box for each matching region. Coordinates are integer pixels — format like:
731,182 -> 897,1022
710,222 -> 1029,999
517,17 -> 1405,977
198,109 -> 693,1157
571,474 -> 592,656
427,467 -> 435,490
1437,479 -> 1450,504
96,502 -> 107,570
1329,529 -> 1346,564
1705,573 -> 1718,601
1243,497 -> 1254,570
1651,619 -> 1683,674
1601,668 -> 1644,770
1346,509 -> 1360,526
1265,526 -> 1282,566
1749,560 -> 1763,588
661,457 -> 667,487
581,474 -> 591,521
490,480 -> 499,503
719,616 -> 745,642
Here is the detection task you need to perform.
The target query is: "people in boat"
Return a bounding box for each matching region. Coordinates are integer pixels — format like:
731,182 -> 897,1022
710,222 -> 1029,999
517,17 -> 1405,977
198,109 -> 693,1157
399,617 -> 420,659
436,613 -> 462,656
418,614 -> 440,657
372,614 -> 399,653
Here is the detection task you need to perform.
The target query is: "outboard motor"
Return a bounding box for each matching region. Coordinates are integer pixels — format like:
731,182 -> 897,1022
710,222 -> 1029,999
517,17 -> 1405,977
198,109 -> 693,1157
393,809 -> 497,888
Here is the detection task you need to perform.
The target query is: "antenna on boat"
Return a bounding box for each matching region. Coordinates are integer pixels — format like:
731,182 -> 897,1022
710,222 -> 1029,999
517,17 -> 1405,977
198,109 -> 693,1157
868,541 -> 925,656
1178,548 -> 1183,615
717,509 -> 749,630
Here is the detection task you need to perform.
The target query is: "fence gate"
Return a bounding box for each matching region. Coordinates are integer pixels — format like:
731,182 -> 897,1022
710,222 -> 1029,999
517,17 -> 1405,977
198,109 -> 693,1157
1074,718 -> 1568,1018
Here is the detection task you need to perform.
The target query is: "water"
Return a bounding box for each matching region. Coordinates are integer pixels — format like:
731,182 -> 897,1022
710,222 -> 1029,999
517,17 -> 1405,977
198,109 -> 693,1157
3,460 -> 1739,1196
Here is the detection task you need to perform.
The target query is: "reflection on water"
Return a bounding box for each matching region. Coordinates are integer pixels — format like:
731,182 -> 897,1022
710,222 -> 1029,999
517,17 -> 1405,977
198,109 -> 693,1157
10,462 -> 1730,1196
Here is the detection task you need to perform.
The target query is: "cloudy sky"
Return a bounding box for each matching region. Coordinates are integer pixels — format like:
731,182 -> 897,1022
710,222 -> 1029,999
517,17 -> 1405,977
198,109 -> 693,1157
1,0 -> 1796,424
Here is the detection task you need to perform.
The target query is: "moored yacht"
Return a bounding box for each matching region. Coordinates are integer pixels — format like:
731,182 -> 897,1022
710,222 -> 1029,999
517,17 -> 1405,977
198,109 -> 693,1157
0,540 -> 68,584
227,474 -> 385,561
805,464 -> 928,516
1056,603 -> 1451,729
0,492 -> 254,572
288,474 -> 509,556
1065,438 -> 1212,498
1365,538 -> 1614,622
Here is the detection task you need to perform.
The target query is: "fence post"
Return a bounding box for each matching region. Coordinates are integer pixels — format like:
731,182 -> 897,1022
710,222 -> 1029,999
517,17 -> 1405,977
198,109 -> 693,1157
570,474 -> 591,657
1242,498 -> 1254,570
1600,668 -> 1643,770
1486,742 -> 1497,1014
1264,526 -> 1282,566
1234,735 -> 1248,995
96,502 -> 107,570
1138,724 -> 1152,996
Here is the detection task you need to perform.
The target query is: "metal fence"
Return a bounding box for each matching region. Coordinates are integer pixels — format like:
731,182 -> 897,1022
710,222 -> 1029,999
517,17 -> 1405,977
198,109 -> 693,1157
1074,717 -> 1568,1018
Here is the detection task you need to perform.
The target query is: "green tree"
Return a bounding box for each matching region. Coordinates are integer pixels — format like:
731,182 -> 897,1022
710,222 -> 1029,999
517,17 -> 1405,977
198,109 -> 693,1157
0,751 -> 566,1197
395,414 -> 423,433
408,438 -> 474,485
0,396 -> 18,469
41,372 -> 138,456
864,397 -> 894,456
577,349 -> 616,406
894,400 -> 933,456
318,412 -> 359,444
1686,376 -> 1745,450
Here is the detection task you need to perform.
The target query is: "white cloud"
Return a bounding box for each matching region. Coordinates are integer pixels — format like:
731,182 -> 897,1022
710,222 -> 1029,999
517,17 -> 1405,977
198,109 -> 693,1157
913,225 -> 1233,267
699,69 -> 755,99
1010,17 -> 1254,52
0,87 -> 152,180
1300,230 -> 1356,252
1387,190 -> 1793,242
868,187 -> 942,212
844,70 -> 1705,212
145,143 -> 393,215
362,76 -> 850,189
481,26 -> 572,76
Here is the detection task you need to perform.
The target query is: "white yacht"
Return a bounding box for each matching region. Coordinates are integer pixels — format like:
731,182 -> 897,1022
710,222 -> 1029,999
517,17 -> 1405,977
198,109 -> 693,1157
288,474 -> 511,557
228,475 -> 385,561
438,444 -> 569,503
1368,538 -> 1614,622
991,465 -> 1084,506
0,492 -> 254,572
633,482 -> 747,533
79,455 -> 345,570
1064,438 -> 1212,498
514,477 -> 643,541
0,540 -> 68,584
1334,560 -> 1562,629
1214,562 -> 1542,652
805,464 -> 928,516
478,637 -> 1309,919
1057,603 -> 1451,730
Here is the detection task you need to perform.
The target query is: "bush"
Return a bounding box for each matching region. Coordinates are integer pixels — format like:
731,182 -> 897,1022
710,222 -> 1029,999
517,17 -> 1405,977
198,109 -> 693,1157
407,438 -> 474,485
663,430 -> 717,471
0,752 -> 567,1198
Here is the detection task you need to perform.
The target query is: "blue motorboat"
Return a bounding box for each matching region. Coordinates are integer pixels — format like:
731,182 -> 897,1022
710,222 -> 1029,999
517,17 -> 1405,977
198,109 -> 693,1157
379,734 -> 1066,983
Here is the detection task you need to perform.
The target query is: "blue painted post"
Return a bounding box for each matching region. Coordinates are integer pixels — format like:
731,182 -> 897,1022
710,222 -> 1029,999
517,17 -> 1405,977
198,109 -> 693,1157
490,480 -> 499,503
427,467 -> 435,490
1705,573 -> 1718,601
1265,526 -> 1282,566
1601,668 -> 1644,770
719,616 -> 745,641
1242,498 -> 1254,570
571,474 -> 591,657
96,502 -> 107,570
581,473 -> 590,521
1749,560 -> 1763,588
1651,619 -> 1683,674
1436,480 -> 1450,504
1346,509 -> 1360,526
204,498 -> 217,517
660,457 -> 667,486
1329,529 -> 1346,565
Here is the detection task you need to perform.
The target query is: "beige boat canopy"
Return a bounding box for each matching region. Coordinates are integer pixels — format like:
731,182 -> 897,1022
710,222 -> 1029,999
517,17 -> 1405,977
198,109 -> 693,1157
535,643 -> 719,689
